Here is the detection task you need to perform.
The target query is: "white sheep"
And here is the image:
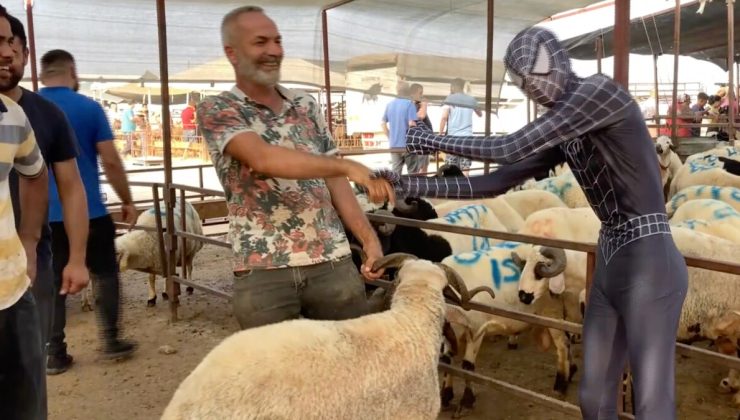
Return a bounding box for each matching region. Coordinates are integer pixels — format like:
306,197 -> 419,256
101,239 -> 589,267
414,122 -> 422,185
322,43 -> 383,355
517,206 -> 600,241
500,189 -> 569,220
655,135 -> 683,196
438,242 -> 576,416
115,200 -> 204,307
424,204 -> 508,254
666,185 -> 740,217
161,253 -> 473,420
434,198 -> 524,232
670,199 -> 740,244
520,172 -> 589,208
669,152 -> 740,197
684,146 -> 739,164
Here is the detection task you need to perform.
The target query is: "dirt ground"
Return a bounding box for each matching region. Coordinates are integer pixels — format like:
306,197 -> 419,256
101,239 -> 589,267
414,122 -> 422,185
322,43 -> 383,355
48,244 -> 740,420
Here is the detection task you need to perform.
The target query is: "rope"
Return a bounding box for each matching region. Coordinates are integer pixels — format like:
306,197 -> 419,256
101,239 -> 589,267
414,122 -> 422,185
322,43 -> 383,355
641,16 -> 655,56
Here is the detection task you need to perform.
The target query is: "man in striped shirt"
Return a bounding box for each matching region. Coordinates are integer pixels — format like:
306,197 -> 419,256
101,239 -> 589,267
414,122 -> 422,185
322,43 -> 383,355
0,6 -> 51,419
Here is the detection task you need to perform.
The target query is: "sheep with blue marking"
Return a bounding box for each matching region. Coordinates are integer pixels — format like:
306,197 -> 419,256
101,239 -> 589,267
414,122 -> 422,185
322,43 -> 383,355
420,204 -> 508,255
670,199 -> 740,244
666,185 -> 740,217
520,171 -> 589,208
114,200 -> 204,307
669,150 -> 740,197
439,242 -> 577,415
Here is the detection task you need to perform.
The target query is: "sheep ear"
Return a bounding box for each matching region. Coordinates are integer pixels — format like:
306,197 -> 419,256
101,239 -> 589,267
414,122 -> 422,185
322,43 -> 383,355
531,43 -> 552,75
548,273 -> 565,295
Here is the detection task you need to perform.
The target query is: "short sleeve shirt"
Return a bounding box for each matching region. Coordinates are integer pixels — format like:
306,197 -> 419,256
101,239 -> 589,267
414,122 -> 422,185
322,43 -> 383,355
197,85 -> 350,271
11,88 -> 79,267
0,94 -> 46,310
444,92 -> 478,136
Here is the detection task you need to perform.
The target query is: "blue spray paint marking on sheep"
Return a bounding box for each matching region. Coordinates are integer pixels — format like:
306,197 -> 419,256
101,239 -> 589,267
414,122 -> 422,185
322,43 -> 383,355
443,205 -> 492,251
490,258 -> 521,290
713,206 -> 740,220
680,219 -> 709,230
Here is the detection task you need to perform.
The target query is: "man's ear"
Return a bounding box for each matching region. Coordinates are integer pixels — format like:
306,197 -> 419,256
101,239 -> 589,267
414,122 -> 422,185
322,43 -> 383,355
224,46 -> 238,67
531,43 -> 552,75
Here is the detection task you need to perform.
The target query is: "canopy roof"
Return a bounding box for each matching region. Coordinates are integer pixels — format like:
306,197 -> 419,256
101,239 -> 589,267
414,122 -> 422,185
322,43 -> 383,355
560,0 -> 739,70
9,0 -> 598,88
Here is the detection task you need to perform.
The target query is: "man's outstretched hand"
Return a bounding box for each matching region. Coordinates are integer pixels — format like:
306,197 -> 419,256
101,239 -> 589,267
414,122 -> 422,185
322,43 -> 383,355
344,160 -> 395,205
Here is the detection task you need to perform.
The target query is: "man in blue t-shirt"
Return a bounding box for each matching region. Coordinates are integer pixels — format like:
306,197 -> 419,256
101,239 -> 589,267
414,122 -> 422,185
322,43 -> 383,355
440,78 -> 481,174
381,83 -> 423,176
4,14 -> 91,381
38,49 -> 139,370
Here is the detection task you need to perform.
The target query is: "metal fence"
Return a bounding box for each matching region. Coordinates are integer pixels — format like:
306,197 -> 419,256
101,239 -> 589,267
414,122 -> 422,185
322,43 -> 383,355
112,178 -> 740,419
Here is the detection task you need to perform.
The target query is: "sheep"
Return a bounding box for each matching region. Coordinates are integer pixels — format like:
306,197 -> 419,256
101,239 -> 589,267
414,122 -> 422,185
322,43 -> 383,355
437,242 -> 578,415
709,310 -> 740,408
517,207 -> 600,241
160,252 -> 480,420
423,204 -> 508,254
520,171 -> 589,208
434,198 -> 524,233
114,200 -> 204,307
684,145 -> 739,164
669,152 -> 740,197
669,199 -> 740,244
666,185 -> 740,217
655,135 -> 683,198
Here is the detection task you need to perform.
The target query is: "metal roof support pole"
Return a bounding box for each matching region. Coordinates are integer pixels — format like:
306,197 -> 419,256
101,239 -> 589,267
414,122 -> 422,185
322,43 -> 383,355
654,54 -> 660,128
613,0 -> 630,87
670,0 -> 681,144
727,0 -> 736,144
321,0 -> 355,136
156,0 -> 179,322
24,0 -> 38,92
596,35 -> 604,74
483,0 -> 494,175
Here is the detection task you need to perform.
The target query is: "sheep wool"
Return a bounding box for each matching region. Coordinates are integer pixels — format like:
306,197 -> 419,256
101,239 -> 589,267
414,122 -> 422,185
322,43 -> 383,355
161,259 -> 448,420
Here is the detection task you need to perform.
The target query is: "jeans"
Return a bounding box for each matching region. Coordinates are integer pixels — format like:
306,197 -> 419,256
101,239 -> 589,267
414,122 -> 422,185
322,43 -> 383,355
391,152 -> 428,176
49,215 -> 122,356
232,255 -> 369,330
0,291 -> 47,420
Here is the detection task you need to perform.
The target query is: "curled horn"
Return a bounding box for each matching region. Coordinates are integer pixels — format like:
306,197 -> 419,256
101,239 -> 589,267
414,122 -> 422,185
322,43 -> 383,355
535,247 -> 567,278
511,251 -> 526,270
349,243 -> 367,263
371,252 -> 419,272
392,197 -> 419,215
436,263 -> 496,306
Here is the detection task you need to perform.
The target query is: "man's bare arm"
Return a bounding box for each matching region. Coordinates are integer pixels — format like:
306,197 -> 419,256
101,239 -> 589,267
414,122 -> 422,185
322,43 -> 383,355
18,166 -> 49,282
325,175 -> 386,280
53,159 -> 88,265
97,140 -> 133,205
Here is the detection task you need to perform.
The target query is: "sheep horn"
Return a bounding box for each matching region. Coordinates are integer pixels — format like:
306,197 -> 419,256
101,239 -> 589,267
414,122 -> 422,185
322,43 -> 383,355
437,263 -> 496,305
511,251 -> 526,270
371,252 -> 419,272
535,247 -> 567,278
349,243 -> 367,263
393,198 -> 419,214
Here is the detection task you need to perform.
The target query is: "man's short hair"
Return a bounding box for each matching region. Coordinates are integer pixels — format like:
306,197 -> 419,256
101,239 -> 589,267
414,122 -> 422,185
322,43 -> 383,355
410,83 -> 423,93
40,49 -> 76,78
451,78 -> 466,91
5,13 -> 27,49
697,92 -> 709,101
221,5 -> 264,46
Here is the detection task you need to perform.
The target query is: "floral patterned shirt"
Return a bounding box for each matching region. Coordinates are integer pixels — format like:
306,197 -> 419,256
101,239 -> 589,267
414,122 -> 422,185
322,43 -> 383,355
197,85 -> 350,271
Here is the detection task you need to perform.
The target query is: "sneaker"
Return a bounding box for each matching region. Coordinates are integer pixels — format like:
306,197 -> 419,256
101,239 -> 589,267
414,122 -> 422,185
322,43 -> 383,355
47,353 -> 74,375
100,339 -> 137,360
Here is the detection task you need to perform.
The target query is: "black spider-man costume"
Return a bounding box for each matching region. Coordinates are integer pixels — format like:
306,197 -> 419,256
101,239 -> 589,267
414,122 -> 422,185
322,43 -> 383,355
376,27 -> 688,420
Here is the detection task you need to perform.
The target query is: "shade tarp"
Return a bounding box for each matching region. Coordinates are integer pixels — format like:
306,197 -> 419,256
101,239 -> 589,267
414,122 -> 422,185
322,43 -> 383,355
8,0 -> 598,83
560,0 -> 739,70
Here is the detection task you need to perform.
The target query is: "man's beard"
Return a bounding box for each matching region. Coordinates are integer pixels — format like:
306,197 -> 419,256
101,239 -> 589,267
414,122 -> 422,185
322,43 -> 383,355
0,70 -> 22,92
236,54 -> 281,86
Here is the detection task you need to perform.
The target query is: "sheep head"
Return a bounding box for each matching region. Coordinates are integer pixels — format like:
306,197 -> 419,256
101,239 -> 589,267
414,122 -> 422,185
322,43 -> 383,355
371,253 -> 495,308
513,246 -> 567,306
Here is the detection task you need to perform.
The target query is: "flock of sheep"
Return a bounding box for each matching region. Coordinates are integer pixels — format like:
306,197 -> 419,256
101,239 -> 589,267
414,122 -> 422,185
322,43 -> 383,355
104,140 -> 740,419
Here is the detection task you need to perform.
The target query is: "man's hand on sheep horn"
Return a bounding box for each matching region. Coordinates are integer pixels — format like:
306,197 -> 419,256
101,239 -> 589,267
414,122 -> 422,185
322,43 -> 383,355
344,160 -> 396,205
